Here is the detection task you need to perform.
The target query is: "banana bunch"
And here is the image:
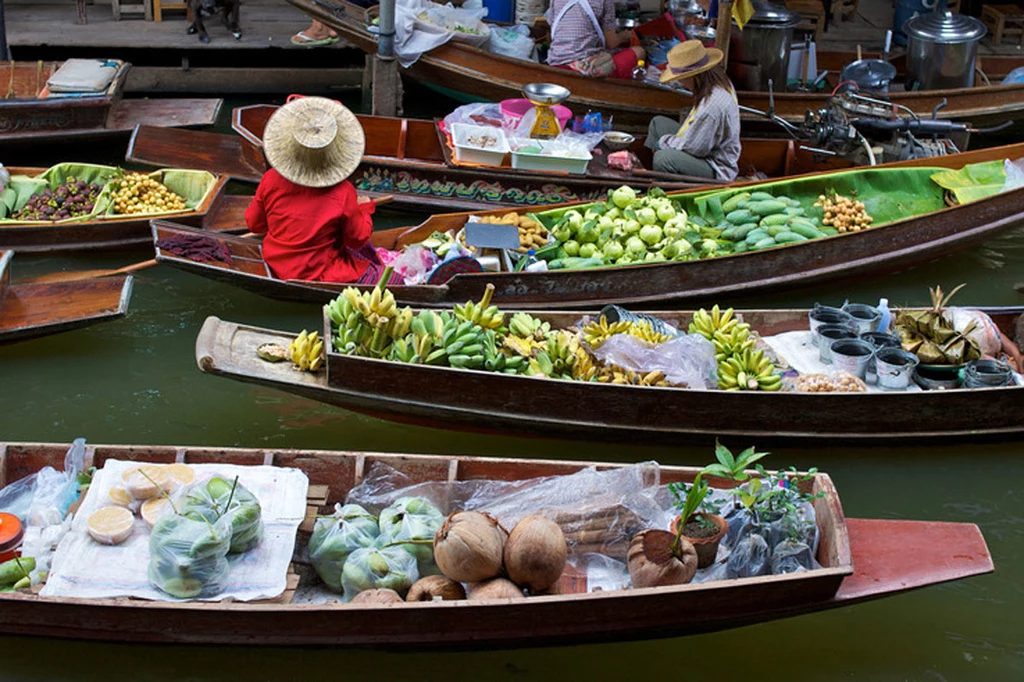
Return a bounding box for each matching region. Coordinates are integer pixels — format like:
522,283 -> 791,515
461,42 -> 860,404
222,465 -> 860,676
582,315 -> 631,349
438,318 -> 487,370
289,330 -> 323,372
508,312 -> 551,341
454,283 -> 505,332
385,306 -> 414,341
343,282 -> 397,331
711,324 -> 755,363
626,320 -> 674,346
718,349 -> 780,391
387,335 -> 418,363
326,290 -> 373,355
525,350 -> 556,378
404,310 -> 448,365
502,333 -> 547,359
545,330 -> 579,376
688,305 -> 748,340
482,329 -> 526,374
571,346 -> 603,382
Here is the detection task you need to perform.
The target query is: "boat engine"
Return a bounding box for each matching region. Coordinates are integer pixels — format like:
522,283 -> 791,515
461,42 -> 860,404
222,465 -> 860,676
796,91 -> 968,164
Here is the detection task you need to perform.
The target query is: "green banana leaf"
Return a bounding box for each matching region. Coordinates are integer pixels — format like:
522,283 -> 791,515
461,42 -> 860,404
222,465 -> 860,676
534,166 -> 949,229
929,160 -> 1007,205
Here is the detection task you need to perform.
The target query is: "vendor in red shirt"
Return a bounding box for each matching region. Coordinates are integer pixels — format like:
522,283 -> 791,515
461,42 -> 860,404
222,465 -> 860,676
245,96 -> 395,284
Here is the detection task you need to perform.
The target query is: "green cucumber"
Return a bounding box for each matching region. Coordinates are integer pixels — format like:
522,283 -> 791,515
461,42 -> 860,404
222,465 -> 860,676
749,191 -> 775,202
787,217 -> 820,232
766,224 -> 790,237
787,223 -> 824,240
787,198 -> 801,208
783,206 -> 805,217
748,200 -> 788,217
774,195 -> 791,204
751,236 -> 778,250
760,213 -> 790,227
745,228 -> 769,245
773,231 -> 809,244
820,227 -> 840,236
732,241 -> 749,253
721,192 -> 751,213
725,209 -> 754,225
731,223 -> 760,241
0,557 -> 34,586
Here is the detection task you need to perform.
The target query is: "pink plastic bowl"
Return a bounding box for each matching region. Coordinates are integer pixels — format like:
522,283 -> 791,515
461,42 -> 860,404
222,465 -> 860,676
500,98 -> 573,131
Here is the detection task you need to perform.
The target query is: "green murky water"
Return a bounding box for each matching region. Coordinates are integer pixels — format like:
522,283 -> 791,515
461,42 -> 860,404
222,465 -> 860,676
0,95 -> 1023,681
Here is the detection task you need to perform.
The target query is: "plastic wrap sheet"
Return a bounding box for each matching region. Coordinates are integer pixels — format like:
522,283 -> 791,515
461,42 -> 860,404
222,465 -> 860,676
590,333 -> 718,389
41,459 -> 308,602
345,460 -> 668,562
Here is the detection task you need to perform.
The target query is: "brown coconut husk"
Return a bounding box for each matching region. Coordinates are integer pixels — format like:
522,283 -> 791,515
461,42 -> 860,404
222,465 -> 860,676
627,529 -> 698,588
467,578 -> 525,601
503,513 -> 568,593
406,575 -> 467,602
433,511 -> 506,584
350,588 -> 403,605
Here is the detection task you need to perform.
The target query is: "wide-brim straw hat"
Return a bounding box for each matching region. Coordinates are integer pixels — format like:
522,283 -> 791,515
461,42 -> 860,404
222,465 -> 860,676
660,40 -> 724,84
262,96 -> 365,188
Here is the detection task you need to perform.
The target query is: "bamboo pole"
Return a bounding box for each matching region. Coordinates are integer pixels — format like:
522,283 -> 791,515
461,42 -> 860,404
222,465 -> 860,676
372,0 -> 400,116
715,0 -> 734,69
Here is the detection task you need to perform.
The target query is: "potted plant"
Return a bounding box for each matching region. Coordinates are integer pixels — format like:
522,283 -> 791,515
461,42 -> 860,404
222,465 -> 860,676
669,473 -> 726,569
731,465 -> 824,549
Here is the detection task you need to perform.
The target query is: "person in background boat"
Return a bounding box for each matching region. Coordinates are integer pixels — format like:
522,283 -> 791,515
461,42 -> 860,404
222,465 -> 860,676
546,0 -> 645,79
290,19 -> 340,46
644,41 -> 740,181
244,97 -> 398,285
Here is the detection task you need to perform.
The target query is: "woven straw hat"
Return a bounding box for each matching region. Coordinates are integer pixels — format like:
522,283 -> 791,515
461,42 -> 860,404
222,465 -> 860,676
262,97 -> 365,188
659,40 -> 724,84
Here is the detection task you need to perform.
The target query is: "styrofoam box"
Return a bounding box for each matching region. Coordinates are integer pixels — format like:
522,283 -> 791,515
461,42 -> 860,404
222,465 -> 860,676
451,123 -> 510,166
511,140 -> 592,174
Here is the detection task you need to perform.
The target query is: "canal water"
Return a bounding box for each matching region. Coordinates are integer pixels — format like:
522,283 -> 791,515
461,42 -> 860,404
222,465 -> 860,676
0,95 -> 1022,681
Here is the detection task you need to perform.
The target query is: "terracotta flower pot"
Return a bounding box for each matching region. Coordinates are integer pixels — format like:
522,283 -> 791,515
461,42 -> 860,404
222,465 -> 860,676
672,512 -> 728,569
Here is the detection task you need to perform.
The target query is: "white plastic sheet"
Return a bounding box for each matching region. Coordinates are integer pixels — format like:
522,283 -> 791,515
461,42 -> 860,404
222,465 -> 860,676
42,459 -> 308,602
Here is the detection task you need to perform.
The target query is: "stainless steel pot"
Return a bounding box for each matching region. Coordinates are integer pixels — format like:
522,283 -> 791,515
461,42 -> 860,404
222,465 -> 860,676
840,59 -> 897,92
904,10 -> 986,90
727,1 -> 800,91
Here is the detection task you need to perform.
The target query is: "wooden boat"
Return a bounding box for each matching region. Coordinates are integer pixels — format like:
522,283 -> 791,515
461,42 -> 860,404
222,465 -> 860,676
1,168 -> 247,253
0,60 -> 222,145
0,440 -> 992,646
195,306 -> 1023,445
125,104 -> 855,212
152,140 -> 1024,309
0,251 -> 132,343
289,0 -> 1024,132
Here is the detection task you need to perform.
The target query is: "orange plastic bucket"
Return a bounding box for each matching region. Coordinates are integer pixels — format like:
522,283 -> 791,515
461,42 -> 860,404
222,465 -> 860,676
0,513 -> 24,563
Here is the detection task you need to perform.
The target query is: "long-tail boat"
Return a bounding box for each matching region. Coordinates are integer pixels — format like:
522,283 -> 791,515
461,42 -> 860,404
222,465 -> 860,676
125,104 -> 856,212
2,169 -> 244,253
1,60 -> 222,145
194,307 -> 1023,445
152,140 -> 1024,309
0,440 -> 992,645
0,251 -> 132,343
287,0 -> 1024,132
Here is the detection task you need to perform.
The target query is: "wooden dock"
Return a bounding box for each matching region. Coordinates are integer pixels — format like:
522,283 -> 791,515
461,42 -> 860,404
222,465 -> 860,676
4,0 -> 366,93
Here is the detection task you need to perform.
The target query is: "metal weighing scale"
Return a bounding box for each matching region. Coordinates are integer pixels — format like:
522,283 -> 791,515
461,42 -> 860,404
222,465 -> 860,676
522,83 -> 571,139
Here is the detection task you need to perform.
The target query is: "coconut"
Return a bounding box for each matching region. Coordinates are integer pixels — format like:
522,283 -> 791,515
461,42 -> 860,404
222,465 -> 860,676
503,513 -> 567,593
406,575 -> 467,602
350,588 -> 403,605
627,529 -> 698,588
433,511 -> 505,583
467,578 -> 524,601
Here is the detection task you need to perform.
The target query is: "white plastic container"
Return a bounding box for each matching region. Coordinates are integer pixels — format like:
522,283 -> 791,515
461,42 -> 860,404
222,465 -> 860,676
511,139 -> 591,174
451,123 -> 510,166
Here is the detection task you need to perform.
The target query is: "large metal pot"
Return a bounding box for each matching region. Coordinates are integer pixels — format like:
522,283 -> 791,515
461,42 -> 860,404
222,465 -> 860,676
727,1 -> 800,91
904,10 -> 986,90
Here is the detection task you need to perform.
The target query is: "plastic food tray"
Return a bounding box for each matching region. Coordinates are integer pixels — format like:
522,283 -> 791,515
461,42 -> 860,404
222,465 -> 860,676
451,123 -> 510,166
511,141 -> 591,174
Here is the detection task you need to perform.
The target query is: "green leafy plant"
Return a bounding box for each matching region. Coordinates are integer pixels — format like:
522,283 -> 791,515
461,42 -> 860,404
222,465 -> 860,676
732,465 -> 825,537
701,440 -> 770,482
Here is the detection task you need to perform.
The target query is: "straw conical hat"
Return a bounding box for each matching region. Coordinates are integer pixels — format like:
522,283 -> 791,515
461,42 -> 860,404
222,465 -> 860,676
262,97 -> 365,188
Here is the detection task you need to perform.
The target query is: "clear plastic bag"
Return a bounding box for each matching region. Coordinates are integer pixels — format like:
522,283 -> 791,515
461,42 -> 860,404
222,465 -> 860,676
180,476 -> 263,554
148,514 -> 232,599
0,438 -> 85,525
443,102 -> 505,131
341,544 -> 419,602
770,538 -> 815,574
590,333 -> 718,388
1003,157 -> 1024,192
488,24 -> 536,61
378,497 -> 444,577
308,503 -> 380,593
943,307 -> 1004,356
415,1 -> 490,46
391,244 -> 441,285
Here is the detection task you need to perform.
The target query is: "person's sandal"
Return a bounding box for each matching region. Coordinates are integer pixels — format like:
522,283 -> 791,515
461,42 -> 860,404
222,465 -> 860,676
290,31 -> 340,46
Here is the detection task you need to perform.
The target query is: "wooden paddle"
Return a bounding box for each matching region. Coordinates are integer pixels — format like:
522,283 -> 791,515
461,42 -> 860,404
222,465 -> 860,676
27,258 -> 159,284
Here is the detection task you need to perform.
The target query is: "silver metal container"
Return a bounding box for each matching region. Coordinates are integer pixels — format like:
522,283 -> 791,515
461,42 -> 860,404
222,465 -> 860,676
840,60 -> 897,93
727,1 -> 800,91
842,302 -> 882,334
904,10 -> 986,91
874,347 -> 920,390
830,339 -> 875,380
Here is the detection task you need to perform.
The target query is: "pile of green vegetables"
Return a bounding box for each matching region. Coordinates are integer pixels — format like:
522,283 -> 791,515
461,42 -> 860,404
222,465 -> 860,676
148,476 -> 264,599
308,496 -> 444,601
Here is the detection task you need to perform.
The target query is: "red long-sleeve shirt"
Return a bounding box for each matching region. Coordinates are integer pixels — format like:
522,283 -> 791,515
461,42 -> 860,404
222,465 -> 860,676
244,169 -> 375,282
